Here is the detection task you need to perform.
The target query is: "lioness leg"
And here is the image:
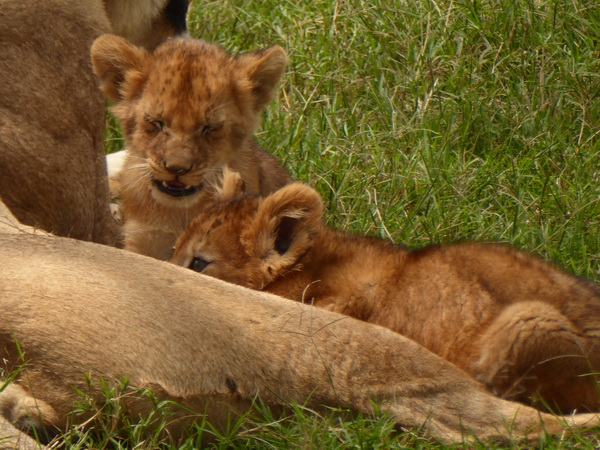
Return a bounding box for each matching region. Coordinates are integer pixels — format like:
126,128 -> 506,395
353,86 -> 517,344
0,417 -> 41,450
474,301 -> 600,412
1,235 -> 599,443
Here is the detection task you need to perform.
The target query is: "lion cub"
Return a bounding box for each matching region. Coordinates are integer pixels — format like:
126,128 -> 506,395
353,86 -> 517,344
91,35 -> 291,259
171,173 -> 600,413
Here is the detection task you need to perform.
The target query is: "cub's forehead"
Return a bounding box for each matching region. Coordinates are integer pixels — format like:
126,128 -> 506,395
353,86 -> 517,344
143,40 -> 238,117
150,39 -> 233,82
199,200 -> 259,232
206,203 -> 252,228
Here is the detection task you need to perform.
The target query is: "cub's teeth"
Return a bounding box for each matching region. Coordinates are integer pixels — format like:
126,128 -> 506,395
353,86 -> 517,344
161,180 -> 192,189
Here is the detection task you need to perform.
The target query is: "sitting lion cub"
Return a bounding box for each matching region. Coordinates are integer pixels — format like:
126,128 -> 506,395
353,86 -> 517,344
171,173 -> 600,413
91,35 -> 291,259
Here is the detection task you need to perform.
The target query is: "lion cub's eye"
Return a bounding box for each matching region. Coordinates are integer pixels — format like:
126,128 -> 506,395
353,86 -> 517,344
145,115 -> 166,132
189,257 -> 211,273
150,119 -> 166,132
201,122 -> 223,137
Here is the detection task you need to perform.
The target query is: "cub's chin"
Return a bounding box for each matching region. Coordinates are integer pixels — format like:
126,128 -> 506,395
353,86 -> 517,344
150,180 -> 205,208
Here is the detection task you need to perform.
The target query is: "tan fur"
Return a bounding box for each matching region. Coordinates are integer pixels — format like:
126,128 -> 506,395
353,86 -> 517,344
91,35 -> 292,260
103,0 -> 191,49
172,179 -> 600,413
0,417 -> 40,450
1,230 -> 599,444
0,0 -> 190,246
0,199 -> 52,237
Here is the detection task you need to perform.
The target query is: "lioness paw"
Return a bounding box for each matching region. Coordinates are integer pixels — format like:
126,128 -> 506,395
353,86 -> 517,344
0,384 -> 59,432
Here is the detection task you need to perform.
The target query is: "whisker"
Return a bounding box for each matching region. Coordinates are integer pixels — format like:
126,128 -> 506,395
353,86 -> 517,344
207,100 -> 234,115
125,171 -> 152,191
120,163 -> 148,172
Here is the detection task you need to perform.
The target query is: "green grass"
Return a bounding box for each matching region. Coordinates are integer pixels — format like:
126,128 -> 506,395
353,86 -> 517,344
96,0 -> 600,447
24,386 -> 600,449
186,0 -> 600,278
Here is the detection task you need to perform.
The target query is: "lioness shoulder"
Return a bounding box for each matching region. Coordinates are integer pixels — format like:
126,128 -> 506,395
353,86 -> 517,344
0,0 -> 191,246
92,36 -> 292,260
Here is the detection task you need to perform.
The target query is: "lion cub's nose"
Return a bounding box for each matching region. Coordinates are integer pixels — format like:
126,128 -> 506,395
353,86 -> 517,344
164,163 -> 192,176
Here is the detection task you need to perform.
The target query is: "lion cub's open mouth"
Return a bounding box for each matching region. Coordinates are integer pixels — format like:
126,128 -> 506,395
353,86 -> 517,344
154,180 -> 202,198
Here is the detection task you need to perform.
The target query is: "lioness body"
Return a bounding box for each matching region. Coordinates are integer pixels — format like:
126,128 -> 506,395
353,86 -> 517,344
0,2 -> 193,445
1,230 -> 599,444
0,0 -> 190,246
172,181 -> 600,412
92,36 -> 291,260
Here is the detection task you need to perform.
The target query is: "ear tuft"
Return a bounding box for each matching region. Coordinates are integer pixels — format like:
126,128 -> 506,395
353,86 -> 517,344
242,183 -> 323,258
210,167 -> 246,203
91,34 -> 148,102
237,46 -> 287,111
238,184 -> 323,285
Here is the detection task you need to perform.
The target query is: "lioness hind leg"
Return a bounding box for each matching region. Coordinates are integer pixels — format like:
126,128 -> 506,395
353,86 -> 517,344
0,384 -> 59,434
473,301 -> 600,412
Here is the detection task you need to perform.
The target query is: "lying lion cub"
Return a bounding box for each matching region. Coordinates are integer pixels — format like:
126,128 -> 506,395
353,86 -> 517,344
171,174 -> 600,413
91,35 -> 291,260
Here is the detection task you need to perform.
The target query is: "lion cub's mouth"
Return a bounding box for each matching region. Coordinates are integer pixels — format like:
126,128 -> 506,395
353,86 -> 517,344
154,180 -> 202,198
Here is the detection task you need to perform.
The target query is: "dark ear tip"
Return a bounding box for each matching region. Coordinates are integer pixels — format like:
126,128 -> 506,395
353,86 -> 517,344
268,46 -> 288,63
91,34 -> 127,56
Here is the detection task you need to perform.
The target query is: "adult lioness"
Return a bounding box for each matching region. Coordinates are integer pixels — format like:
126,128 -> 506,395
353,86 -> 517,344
91,35 -> 292,260
0,0 -> 191,246
0,228 -> 599,445
171,176 -> 600,413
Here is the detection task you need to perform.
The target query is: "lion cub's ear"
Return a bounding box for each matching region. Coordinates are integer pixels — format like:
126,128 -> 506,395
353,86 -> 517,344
242,184 -> 323,277
91,34 -> 148,102
211,167 -> 247,203
236,46 -> 287,112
